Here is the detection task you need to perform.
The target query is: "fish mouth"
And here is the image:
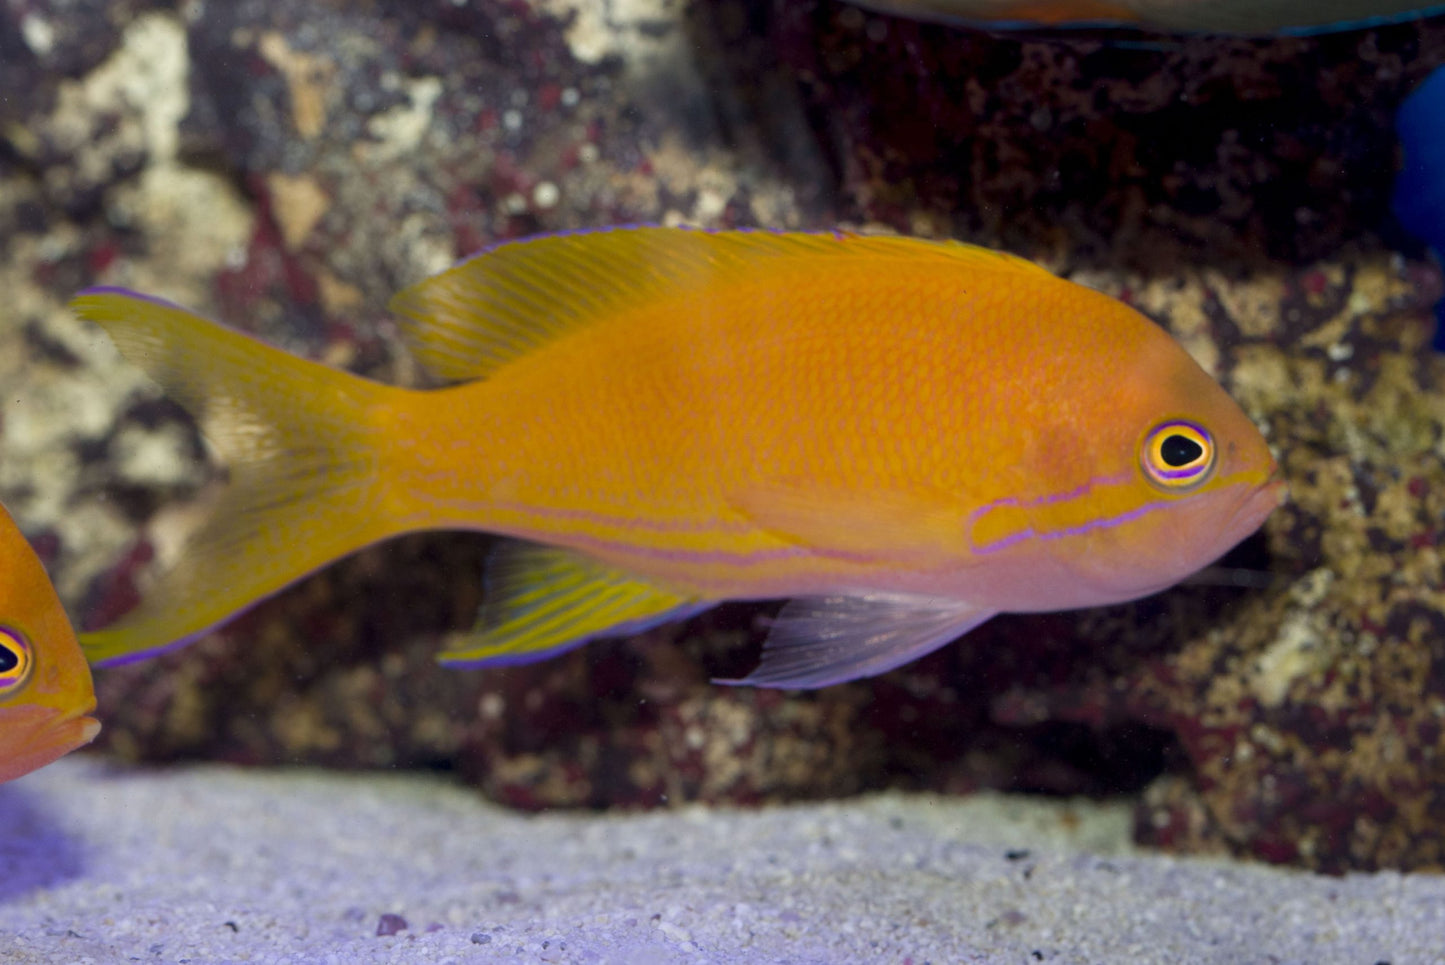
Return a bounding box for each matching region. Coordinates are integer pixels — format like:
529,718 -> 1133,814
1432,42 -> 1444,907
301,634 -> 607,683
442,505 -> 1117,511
1196,462 -> 1288,560
0,705 -> 100,782
33,703 -> 101,755
1253,470 -> 1289,515
58,692 -> 102,748
1215,469 -> 1286,557
58,713 -> 102,748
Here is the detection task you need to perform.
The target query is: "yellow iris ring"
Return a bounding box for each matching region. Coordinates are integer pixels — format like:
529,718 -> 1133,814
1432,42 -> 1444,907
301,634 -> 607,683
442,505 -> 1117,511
0,626 -> 33,696
1141,420 -> 1215,493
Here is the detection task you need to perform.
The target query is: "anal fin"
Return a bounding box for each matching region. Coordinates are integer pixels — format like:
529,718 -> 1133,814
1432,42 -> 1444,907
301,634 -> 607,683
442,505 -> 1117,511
718,593 -> 993,689
441,543 -> 706,667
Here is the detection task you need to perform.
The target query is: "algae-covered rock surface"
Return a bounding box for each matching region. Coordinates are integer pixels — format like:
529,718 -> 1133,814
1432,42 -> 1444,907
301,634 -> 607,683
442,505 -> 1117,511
2,0 -> 1444,873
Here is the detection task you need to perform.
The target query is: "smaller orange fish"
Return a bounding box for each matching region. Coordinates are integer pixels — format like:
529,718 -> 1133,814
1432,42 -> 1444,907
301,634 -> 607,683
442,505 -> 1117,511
0,502 -> 99,782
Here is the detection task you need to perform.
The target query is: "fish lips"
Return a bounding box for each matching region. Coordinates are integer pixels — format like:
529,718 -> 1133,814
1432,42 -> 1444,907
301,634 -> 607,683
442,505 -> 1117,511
0,702 -> 101,783
1203,470 -> 1287,567
1123,470 -> 1287,602
1234,471 -> 1288,538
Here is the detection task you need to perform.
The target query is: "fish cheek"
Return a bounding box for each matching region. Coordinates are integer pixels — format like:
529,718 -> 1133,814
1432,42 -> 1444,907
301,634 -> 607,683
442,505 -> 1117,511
1037,485 -> 1187,598
1095,492 -> 1220,591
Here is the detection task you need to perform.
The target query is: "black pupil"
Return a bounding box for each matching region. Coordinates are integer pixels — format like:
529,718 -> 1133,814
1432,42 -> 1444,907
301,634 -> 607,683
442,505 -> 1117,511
1161,434 -> 1204,467
0,644 -> 16,674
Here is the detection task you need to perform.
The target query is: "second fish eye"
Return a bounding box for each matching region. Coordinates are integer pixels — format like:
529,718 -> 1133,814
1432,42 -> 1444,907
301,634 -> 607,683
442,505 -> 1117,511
1141,420 -> 1215,492
0,626 -> 33,697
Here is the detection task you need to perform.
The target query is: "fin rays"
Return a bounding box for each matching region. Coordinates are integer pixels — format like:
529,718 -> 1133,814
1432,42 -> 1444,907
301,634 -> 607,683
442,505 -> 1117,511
440,544 -> 703,667
390,226 -> 1050,384
71,289 -> 398,666
721,593 -> 994,689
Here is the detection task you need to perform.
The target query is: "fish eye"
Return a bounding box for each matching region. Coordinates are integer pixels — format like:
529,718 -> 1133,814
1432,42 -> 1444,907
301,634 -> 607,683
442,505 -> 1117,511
1141,420 -> 1216,493
0,626 -> 33,697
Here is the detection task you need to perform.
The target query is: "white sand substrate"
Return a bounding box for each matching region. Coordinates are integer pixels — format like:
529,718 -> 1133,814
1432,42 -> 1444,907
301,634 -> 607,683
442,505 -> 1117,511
0,756 -> 1440,964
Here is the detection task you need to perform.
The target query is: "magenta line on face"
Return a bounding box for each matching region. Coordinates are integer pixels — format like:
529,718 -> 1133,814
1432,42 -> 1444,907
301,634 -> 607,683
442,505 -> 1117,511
966,469 -> 1136,554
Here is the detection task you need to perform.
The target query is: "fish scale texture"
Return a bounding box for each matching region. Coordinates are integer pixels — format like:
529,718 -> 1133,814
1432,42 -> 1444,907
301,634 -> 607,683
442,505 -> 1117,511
1,758 -> 1443,964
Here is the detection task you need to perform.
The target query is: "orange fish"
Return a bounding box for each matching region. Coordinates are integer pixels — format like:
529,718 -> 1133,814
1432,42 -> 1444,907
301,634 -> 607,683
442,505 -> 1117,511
73,228 -> 1283,688
0,502 -> 99,781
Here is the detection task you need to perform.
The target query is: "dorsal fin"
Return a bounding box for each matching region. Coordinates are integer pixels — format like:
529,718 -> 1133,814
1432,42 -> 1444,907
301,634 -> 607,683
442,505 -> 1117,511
388,226 -> 1051,383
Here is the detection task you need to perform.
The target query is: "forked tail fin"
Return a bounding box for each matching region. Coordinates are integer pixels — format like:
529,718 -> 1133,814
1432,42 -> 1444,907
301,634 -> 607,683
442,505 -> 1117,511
71,289 -> 400,665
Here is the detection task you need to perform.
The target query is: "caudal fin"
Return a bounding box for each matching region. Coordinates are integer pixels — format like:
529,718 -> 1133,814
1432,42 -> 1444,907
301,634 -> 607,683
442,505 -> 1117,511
71,288 -> 399,665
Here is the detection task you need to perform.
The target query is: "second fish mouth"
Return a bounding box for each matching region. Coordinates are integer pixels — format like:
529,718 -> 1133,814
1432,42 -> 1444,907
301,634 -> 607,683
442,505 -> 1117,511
50,706 -> 102,749
75,715 -> 102,745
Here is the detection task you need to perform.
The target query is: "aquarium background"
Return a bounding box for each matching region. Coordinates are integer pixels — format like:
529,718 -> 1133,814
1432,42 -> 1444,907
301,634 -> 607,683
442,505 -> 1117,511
1,0 -> 1444,875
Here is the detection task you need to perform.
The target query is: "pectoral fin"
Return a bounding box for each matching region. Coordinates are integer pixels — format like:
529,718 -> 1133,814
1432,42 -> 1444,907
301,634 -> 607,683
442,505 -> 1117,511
729,481 -> 968,565
440,544 -> 707,667
717,593 -> 994,689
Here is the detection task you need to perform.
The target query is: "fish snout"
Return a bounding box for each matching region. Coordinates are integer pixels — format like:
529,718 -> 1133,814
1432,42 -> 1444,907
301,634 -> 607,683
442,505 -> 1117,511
0,703 -> 100,783
58,711 -> 102,748
1254,469 -> 1289,515
1219,469 -> 1287,556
